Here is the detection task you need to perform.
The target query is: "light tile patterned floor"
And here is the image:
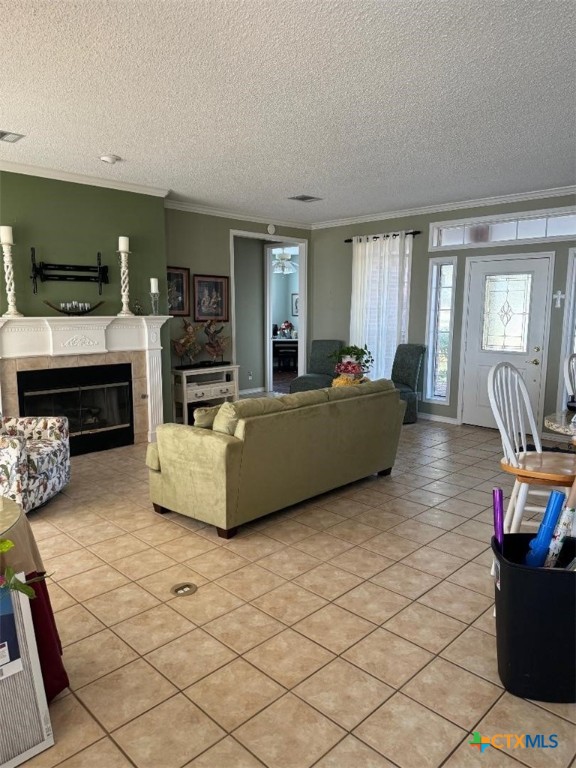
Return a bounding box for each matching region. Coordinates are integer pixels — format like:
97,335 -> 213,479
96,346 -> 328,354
25,422 -> 576,768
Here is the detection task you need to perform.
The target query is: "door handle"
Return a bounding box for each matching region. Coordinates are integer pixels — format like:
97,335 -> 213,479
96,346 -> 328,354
525,359 -> 540,366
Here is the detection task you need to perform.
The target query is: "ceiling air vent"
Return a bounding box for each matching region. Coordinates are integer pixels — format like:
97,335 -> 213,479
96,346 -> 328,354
288,195 -> 322,203
0,131 -> 25,143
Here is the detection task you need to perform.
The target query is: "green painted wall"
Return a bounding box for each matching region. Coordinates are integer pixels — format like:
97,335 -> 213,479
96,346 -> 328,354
0,172 -> 167,316
309,194 -> 576,421
164,208 -> 308,383
234,237 -> 265,390
0,171 -> 173,419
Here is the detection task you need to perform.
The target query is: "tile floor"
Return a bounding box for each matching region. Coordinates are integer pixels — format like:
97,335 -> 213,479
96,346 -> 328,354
24,422 -> 576,768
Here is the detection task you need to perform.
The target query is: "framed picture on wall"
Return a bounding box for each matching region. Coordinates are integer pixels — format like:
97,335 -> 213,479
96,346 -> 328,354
193,274 -> 229,322
291,293 -> 299,316
167,267 -> 190,316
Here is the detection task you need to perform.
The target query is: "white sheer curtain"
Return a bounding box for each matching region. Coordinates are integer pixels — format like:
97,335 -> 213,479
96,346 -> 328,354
349,232 -> 413,379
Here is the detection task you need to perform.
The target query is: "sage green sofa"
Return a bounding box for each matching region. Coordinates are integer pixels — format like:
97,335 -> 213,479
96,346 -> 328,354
146,379 -> 406,537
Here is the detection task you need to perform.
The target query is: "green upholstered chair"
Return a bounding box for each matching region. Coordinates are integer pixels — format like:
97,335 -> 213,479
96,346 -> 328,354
391,343 -> 426,424
289,340 -> 343,393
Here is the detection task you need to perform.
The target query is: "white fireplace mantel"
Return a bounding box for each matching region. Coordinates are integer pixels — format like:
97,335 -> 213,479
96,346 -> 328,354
0,316 -> 170,358
0,316 -> 171,441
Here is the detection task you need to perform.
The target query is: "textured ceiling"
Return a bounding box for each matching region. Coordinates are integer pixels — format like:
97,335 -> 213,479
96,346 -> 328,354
1,0 -> 575,225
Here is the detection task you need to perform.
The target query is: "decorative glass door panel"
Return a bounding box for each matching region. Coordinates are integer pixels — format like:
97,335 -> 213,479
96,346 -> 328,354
481,273 -> 532,352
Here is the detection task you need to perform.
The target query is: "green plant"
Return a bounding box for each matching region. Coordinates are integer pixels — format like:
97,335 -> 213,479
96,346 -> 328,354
0,539 -> 38,599
330,344 -> 374,373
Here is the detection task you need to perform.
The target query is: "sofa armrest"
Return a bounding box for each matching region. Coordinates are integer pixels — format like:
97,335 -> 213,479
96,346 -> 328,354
146,442 -> 160,471
155,423 -> 242,470
3,416 -> 70,442
150,423 -> 243,527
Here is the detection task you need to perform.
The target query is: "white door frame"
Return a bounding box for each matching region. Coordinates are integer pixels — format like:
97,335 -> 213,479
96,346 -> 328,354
458,251 -> 555,428
229,230 -> 308,392
556,247 -> 576,411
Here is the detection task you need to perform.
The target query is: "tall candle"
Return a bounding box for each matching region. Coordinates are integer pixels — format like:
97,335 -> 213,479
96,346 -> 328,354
150,277 -> 158,293
0,226 -> 13,245
118,236 -> 130,252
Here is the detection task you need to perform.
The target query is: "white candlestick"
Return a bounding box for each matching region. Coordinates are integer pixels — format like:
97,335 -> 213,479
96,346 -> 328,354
118,236 -> 130,253
117,247 -> 133,317
150,277 -> 158,293
0,226 -> 13,245
1,242 -> 22,317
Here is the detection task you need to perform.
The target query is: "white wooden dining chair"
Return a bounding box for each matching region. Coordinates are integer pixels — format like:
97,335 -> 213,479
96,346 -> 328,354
564,353 -> 576,397
487,362 -> 576,533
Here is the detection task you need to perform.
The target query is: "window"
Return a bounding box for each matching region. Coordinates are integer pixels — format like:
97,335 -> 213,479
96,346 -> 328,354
425,257 -> 456,402
430,207 -> 576,251
350,233 -> 413,379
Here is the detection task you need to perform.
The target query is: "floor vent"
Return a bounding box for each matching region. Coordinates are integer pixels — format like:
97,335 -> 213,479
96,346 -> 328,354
170,583 -> 198,597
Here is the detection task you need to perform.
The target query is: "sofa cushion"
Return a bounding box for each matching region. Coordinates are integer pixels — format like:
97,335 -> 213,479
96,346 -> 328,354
193,405 -> 220,429
326,384 -> 365,400
213,397 -> 286,435
278,389 -> 329,409
326,378 -> 395,400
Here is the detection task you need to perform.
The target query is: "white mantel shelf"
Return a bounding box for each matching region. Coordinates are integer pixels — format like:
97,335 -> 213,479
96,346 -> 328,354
0,316 -> 171,443
0,316 -> 171,358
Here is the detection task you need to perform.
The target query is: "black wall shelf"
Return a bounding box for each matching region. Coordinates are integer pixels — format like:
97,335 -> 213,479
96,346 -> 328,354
31,248 -> 109,295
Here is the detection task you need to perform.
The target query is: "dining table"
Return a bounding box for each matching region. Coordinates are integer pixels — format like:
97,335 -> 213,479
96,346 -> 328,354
544,410 -> 576,445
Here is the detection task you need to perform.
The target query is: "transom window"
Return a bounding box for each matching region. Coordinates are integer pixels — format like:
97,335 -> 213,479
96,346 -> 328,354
430,206 -> 576,251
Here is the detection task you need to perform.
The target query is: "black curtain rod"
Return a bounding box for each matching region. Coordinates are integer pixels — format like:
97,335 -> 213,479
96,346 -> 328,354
344,230 -> 421,243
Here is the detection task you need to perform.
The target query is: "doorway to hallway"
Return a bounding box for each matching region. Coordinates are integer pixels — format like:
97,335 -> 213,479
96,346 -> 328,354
230,230 -> 307,396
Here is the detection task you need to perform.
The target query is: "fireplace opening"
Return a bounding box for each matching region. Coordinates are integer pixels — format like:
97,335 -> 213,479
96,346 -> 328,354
17,364 -> 134,456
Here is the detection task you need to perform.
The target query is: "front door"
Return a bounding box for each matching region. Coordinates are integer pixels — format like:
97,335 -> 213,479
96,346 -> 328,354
460,253 -> 553,429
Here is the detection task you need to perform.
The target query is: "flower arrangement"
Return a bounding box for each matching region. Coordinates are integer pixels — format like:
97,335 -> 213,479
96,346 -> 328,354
172,319 -> 231,365
334,359 -> 363,376
279,320 -> 294,337
331,344 -> 374,374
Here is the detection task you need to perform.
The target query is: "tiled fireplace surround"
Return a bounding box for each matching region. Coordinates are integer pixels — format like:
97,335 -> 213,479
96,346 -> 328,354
0,316 -> 170,444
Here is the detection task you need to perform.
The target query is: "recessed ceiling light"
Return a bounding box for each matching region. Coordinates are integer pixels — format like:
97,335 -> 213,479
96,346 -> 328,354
99,154 -> 122,164
0,131 -> 25,143
288,194 -> 322,202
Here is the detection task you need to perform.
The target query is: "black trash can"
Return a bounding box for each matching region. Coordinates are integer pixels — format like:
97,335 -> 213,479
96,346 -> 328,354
492,533 -> 576,702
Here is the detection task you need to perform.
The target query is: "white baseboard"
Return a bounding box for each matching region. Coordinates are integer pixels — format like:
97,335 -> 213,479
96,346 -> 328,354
239,387 -> 265,395
418,412 -> 461,425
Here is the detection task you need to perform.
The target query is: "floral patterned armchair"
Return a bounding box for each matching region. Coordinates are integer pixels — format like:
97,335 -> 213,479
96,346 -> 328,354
0,416 -> 70,514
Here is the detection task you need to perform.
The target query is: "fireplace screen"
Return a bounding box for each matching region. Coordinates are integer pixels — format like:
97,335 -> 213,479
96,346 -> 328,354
23,382 -> 130,436
17,364 -> 134,455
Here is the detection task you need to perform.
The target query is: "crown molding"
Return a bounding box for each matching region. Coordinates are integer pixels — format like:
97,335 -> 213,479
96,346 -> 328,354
0,160 -> 169,198
164,198 -> 311,230
309,186 -> 576,230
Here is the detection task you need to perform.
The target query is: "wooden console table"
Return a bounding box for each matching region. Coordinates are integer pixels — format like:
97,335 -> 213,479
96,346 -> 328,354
172,364 -> 240,424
